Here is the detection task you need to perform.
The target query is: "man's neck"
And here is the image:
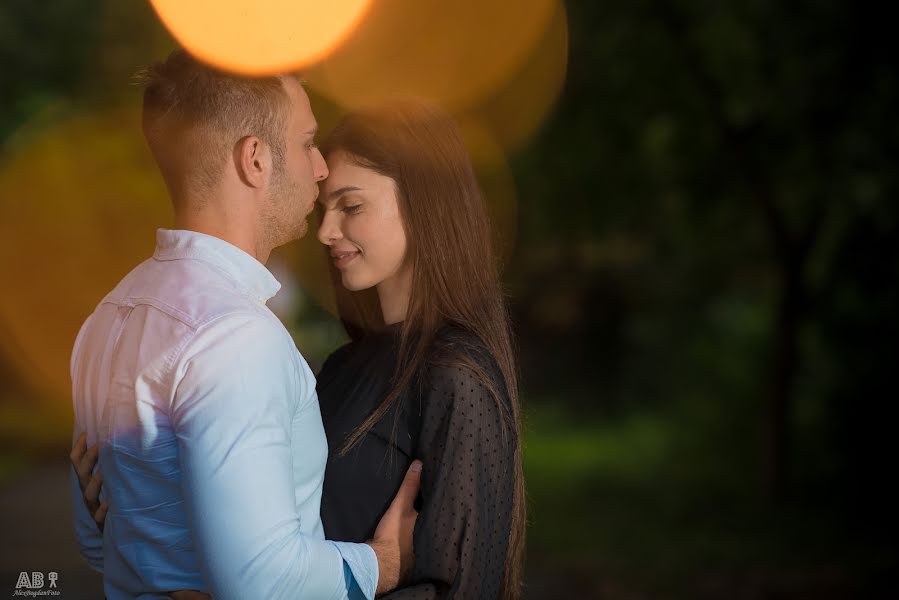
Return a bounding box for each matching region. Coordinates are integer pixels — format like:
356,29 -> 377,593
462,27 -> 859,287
173,212 -> 271,265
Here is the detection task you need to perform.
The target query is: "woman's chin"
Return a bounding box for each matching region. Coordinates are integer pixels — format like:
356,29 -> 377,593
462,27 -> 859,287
341,274 -> 374,292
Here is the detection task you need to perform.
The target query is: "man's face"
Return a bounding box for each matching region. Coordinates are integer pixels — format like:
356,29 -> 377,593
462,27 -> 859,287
265,78 -> 328,244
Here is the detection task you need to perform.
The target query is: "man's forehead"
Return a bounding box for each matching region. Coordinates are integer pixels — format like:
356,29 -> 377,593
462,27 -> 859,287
283,77 -> 316,130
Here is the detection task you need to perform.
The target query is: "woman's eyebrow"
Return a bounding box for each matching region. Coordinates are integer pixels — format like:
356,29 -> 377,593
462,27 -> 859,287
328,186 -> 363,201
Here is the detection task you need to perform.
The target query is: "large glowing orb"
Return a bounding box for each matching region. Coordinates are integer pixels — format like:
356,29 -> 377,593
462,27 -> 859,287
0,108 -> 169,401
149,0 -> 373,75
303,0 -> 559,112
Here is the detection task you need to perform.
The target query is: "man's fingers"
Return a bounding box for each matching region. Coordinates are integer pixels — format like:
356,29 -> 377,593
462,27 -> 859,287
84,472 -> 102,511
392,460 -> 422,511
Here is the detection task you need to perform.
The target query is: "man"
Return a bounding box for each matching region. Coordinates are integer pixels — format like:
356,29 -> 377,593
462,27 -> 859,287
68,49 -> 418,599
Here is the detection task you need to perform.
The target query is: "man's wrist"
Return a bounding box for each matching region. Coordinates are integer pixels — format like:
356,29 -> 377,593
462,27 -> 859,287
367,539 -> 399,595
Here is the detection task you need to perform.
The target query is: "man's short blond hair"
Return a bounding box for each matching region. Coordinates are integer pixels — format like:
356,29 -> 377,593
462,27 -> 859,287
136,49 -> 292,200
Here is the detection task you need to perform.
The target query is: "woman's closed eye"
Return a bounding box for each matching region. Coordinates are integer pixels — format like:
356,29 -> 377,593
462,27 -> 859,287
343,204 -> 362,215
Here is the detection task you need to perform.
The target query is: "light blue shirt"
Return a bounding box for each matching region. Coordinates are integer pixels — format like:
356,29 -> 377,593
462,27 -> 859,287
70,229 -> 378,600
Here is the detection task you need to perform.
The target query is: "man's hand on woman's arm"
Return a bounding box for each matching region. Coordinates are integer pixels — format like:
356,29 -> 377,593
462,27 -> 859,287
369,460 -> 422,594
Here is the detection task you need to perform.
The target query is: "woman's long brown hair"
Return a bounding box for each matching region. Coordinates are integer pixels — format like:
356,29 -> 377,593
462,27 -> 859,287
320,99 -> 525,599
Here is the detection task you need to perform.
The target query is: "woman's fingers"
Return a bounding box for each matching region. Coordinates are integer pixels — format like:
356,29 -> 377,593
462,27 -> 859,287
79,443 -> 100,491
71,437 -> 100,493
69,432 -> 88,486
93,500 -> 109,532
168,591 -> 212,600
84,471 -> 103,513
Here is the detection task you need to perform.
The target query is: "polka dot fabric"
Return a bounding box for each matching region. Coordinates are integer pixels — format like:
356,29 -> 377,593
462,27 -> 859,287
381,361 -> 516,599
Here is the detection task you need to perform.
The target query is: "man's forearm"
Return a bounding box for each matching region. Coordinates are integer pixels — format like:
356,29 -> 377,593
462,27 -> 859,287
368,540 -> 398,596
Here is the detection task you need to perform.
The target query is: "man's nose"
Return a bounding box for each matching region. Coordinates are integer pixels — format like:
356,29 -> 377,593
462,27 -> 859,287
313,148 -> 329,181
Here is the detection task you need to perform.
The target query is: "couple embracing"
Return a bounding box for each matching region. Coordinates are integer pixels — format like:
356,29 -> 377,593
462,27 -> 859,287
70,49 -> 524,600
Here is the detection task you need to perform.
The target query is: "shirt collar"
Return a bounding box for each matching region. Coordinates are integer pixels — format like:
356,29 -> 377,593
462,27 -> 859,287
152,229 -> 281,302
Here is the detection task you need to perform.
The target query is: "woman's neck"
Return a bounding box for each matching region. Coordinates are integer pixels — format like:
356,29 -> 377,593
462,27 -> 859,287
376,265 -> 413,325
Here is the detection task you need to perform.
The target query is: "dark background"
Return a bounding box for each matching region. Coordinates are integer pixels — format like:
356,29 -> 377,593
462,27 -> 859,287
1,1 -> 897,598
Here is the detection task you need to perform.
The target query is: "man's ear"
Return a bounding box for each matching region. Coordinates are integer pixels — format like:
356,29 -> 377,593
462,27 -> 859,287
234,135 -> 268,188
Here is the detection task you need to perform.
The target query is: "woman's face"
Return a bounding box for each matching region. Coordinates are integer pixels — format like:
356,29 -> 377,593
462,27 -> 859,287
317,151 -> 409,293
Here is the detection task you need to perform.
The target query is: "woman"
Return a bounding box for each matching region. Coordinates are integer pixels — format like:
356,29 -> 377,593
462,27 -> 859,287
314,99 -> 525,599
75,99 -> 525,599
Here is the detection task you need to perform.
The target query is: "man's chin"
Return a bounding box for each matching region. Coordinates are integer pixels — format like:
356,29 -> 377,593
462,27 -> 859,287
283,218 -> 308,243
295,219 -> 309,240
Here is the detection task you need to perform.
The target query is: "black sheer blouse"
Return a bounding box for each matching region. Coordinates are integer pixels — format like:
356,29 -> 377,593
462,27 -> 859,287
317,325 -> 515,599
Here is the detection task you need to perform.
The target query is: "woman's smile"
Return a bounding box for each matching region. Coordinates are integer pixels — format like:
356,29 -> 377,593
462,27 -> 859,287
331,248 -> 361,269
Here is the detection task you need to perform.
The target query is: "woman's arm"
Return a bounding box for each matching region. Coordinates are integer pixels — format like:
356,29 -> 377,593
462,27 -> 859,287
383,363 -> 516,599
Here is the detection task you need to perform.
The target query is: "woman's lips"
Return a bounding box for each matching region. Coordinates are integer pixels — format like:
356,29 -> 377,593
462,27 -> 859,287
331,250 -> 360,269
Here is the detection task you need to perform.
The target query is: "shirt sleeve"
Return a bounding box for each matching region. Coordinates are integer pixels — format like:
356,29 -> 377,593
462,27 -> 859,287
70,314 -> 103,573
382,363 -> 516,600
70,459 -> 104,573
171,313 -> 377,600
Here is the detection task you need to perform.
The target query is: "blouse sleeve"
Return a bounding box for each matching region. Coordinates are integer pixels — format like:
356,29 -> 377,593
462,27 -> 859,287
383,363 -> 516,600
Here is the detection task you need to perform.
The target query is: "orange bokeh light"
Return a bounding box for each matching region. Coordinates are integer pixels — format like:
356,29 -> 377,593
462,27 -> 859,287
476,1 -> 569,150
303,0 -> 559,112
149,0 -> 373,75
0,108 -> 169,402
